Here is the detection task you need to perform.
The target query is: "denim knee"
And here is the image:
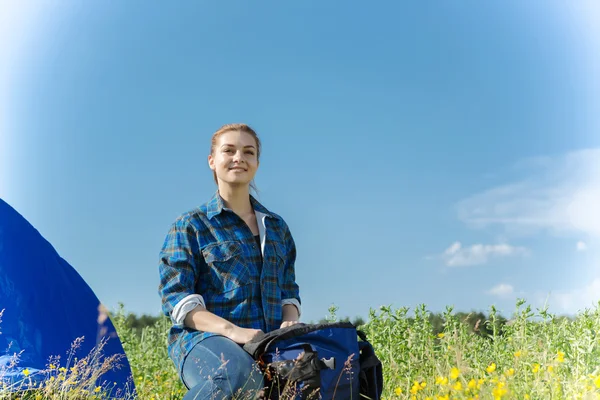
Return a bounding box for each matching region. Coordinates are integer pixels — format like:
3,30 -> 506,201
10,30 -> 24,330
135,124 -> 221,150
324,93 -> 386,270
181,336 -> 264,400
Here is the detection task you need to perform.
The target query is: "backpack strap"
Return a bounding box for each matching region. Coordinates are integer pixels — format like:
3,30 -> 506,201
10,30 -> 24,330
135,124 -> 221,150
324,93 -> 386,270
243,322 -> 356,359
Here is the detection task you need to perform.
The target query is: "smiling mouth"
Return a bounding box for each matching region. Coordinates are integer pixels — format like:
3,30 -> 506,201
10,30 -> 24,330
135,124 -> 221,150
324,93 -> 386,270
229,167 -> 247,171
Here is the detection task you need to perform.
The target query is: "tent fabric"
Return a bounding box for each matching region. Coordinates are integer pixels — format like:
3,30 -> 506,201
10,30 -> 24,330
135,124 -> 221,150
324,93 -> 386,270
0,199 -> 135,397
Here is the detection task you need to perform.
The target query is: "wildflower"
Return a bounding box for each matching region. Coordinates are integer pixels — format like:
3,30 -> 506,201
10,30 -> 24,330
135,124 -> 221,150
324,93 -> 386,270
594,375 -> 600,388
95,386 -> 102,393
453,381 -> 463,391
450,367 -> 460,380
486,363 -> 496,373
514,350 -> 522,358
532,363 -> 540,373
467,379 -> 476,389
420,382 -> 427,389
410,382 -> 420,395
394,387 -> 402,395
547,365 -> 554,373
505,368 -> 515,377
493,382 -> 507,399
23,368 -> 30,377
437,333 -> 445,338
557,351 -> 565,363
436,376 -> 449,385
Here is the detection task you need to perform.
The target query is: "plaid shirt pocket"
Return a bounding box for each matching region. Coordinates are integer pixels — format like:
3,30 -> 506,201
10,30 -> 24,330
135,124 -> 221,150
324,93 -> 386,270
202,241 -> 251,311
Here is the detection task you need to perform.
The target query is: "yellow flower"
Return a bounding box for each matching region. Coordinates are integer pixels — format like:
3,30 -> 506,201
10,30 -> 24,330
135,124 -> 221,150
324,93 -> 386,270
95,386 -> 102,393
23,368 -> 30,377
594,375 -> 600,388
437,333 -> 445,338
514,350 -> 522,358
557,351 -> 565,363
492,385 -> 508,399
468,379 -> 476,389
505,368 -> 515,376
453,381 -> 463,391
486,362 -> 497,373
420,382 -> 427,389
394,387 -> 402,396
532,363 -> 540,373
436,376 -> 449,385
410,383 -> 419,394
450,367 -> 460,380
524,395 -> 530,400
547,365 -> 554,373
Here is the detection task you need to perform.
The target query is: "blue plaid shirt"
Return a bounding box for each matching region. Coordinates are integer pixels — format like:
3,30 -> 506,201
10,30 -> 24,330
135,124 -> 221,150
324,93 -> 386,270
158,192 -> 301,373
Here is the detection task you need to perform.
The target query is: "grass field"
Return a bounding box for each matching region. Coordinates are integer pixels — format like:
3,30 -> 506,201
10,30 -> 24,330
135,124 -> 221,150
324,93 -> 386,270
2,299 -> 600,399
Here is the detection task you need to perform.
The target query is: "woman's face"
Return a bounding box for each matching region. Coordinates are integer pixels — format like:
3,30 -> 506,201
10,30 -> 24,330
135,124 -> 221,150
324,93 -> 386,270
209,130 -> 259,187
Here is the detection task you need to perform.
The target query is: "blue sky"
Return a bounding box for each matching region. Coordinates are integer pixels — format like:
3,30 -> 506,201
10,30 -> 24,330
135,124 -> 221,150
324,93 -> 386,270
1,1 -> 599,323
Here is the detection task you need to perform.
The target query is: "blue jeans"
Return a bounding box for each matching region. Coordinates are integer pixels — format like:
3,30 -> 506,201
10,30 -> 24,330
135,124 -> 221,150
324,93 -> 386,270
181,336 -> 264,400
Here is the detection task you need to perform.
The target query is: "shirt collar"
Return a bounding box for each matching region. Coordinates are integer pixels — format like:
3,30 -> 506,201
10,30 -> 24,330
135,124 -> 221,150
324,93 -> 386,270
206,190 -> 274,220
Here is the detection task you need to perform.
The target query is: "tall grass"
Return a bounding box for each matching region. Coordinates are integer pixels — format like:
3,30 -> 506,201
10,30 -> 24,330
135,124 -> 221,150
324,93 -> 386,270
3,299 -> 600,399
362,299 -> 600,399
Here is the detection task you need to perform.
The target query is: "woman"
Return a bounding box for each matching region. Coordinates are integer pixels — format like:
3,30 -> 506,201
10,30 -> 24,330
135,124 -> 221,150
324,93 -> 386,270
158,123 -> 301,399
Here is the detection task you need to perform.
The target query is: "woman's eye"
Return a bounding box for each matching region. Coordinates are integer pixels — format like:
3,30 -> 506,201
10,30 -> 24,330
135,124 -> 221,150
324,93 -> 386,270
245,151 -> 255,155
223,149 -> 233,153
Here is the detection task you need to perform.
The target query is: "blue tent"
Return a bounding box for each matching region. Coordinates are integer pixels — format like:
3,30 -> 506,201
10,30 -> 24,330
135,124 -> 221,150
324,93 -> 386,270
0,199 -> 135,397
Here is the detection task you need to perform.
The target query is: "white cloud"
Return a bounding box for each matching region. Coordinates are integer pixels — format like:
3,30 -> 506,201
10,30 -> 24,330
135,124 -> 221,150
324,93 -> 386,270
440,241 -> 529,267
457,149 -> 600,239
487,283 -> 514,297
532,279 -> 600,314
576,241 -> 588,251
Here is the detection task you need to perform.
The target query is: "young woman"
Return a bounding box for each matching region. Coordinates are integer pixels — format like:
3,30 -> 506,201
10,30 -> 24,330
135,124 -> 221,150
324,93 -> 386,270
158,123 -> 301,399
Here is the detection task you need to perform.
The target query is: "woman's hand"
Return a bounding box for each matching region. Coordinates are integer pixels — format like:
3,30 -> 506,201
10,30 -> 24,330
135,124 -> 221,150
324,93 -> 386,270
226,326 -> 264,344
280,320 -> 299,329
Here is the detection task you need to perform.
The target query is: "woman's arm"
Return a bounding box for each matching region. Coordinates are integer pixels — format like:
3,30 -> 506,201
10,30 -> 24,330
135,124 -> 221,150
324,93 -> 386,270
279,221 -> 301,328
281,304 -> 300,328
184,305 -> 262,344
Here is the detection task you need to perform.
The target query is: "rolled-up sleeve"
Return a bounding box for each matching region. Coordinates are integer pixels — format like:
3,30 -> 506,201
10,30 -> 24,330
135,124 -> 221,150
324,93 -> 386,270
280,222 -> 301,317
158,217 -> 202,327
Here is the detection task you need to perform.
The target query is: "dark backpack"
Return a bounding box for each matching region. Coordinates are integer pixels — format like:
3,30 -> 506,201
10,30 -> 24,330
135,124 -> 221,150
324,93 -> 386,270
243,322 -> 383,400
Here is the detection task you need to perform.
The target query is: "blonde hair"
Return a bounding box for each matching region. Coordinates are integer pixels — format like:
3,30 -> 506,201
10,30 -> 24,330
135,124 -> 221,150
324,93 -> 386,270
210,123 -> 261,191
